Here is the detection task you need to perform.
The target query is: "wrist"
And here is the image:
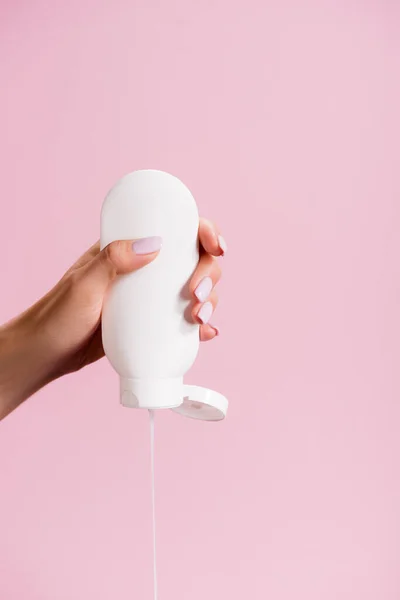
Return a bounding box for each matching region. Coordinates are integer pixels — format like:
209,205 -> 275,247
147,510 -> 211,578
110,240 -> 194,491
0,312 -> 54,420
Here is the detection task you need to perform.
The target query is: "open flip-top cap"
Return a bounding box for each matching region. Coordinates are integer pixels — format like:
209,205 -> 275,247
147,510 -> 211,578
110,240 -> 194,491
172,385 -> 228,421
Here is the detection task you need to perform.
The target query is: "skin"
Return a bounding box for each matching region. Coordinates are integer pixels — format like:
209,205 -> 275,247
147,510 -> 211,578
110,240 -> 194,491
0,218 -> 225,422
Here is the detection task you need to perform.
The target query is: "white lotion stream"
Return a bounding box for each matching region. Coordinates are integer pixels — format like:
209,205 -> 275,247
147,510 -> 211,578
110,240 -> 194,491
149,410 -> 158,600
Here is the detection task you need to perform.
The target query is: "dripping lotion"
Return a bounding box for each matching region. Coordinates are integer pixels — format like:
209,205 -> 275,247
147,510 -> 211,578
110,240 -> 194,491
100,170 -> 228,598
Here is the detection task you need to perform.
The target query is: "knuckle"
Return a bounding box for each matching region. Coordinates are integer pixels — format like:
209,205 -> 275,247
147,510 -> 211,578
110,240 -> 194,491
65,268 -> 82,289
213,260 -> 222,283
204,252 -> 214,267
211,291 -> 219,308
104,241 -> 116,264
58,269 -> 82,304
103,241 -> 122,274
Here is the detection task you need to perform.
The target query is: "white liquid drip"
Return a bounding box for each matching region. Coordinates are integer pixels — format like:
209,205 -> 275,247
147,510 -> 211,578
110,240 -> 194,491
149,410 -> 158,600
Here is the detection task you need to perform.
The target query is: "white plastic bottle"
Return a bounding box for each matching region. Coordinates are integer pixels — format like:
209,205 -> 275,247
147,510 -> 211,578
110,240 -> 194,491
100,169 -> 227,421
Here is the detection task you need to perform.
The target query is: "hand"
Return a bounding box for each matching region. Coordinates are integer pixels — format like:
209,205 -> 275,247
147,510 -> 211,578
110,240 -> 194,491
0,219 -> 226,420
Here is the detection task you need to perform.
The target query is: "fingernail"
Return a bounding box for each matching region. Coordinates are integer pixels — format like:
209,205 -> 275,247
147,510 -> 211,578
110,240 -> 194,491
197,301 -> 213,324
218,235 -> 227,256
210,324 -> 220,336
132,236 -> 163,255
194,276 -> 213,303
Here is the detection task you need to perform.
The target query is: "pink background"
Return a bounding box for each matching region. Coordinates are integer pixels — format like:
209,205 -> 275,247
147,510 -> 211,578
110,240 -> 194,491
1,1 -> 400,598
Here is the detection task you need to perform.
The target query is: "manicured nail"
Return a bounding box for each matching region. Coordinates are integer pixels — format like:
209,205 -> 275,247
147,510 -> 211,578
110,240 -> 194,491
210,324 -> 220,336
132,236 -> 163,255
194,276 -> 213,303
197,301 -> 213,324
218,235 -> 227,255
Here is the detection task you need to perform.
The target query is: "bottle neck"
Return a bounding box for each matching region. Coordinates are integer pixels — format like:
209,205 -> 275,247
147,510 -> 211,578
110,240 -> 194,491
119,377 -> 184,409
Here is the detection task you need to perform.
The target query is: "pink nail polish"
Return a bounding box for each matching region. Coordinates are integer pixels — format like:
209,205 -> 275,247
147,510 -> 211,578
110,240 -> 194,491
218,235 -> 227,255
197,301 -> 213,324
194,276 -> 213,303
132,236 -> 163,255
210,325 -> 220,336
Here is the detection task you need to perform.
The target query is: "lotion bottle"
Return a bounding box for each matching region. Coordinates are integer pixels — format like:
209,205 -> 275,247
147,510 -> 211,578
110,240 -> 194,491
100,169 -> 227,421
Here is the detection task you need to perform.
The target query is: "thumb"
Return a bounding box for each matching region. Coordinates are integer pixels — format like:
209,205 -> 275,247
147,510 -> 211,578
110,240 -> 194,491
81,236 -> 162,293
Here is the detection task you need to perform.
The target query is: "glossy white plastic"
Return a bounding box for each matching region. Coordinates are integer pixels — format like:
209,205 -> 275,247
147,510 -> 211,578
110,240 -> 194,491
100,169 -> 227,420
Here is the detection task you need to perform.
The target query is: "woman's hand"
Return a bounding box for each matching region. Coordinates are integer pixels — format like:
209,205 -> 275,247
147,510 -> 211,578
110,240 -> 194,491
0,219 -> 226,420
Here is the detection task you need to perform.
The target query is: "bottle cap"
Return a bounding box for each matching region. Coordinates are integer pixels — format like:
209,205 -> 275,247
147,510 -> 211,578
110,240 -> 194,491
172,385 -> 228,421
120,377 -> 184,409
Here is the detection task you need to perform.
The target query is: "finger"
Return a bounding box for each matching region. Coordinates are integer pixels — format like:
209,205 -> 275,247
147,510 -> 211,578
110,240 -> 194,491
70,241 -> 101,272
80,236 -> 162,296
189,253 -> 221,303
192,290 -> 219,325
200,323 -> 219,342
78,241 -> 101,264
199,218 -> 227,257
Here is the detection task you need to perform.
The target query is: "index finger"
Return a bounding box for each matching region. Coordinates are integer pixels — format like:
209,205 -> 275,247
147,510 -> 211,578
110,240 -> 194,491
198,218 -> 227,257
68,240 -> 101,273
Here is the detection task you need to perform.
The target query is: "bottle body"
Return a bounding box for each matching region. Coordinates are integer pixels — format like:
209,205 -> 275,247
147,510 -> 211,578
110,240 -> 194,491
100,170 -> 200,409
